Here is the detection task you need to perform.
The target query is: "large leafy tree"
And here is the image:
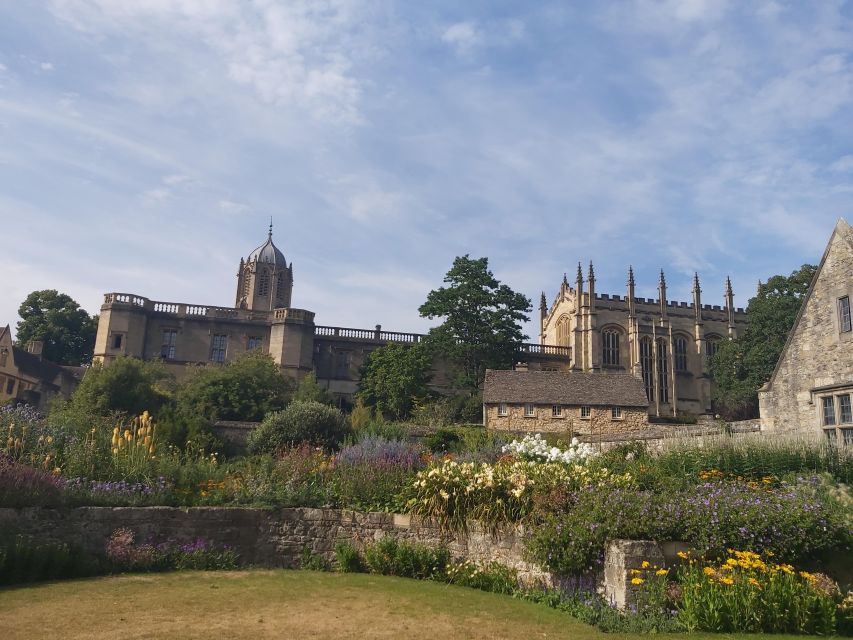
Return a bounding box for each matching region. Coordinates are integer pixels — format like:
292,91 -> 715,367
711,264 -> 817,419
356,343 -> 432,420
16,290 -> 98,365
175,350 -> 293,423
419,255 -> 531,390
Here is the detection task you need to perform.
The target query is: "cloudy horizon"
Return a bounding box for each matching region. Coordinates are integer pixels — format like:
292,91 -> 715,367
1,1 -> 851,342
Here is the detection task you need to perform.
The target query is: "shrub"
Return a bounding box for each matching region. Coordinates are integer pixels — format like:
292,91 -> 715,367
424,428 -> 461,453
0,454 -> 65,507
105,528 -> 238,572
300,545 -> 329,571
335,541 -> 363,573
248,401 -> 347,453
0,534 -> 102,584
363,537 -> 448,580
445,560 -> 518,594
348,399 -> 373,431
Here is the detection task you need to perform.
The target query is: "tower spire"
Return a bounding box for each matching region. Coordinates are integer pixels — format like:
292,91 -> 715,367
658,268 -> 668,320
268,217 -> 273,239
627,265 -> 636,318
693,272 -> 703,323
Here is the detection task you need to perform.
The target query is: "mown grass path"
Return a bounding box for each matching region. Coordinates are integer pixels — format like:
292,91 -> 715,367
0,570 -> 806,639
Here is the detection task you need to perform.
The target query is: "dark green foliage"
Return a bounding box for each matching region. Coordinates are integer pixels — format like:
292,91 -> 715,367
334,541 -> 363,573
292,372 -> 335,405
356,343 -> 432,420
55,357 -> 172,420
176,351 -> 292,423
247,401 -> 347,453
15,290 -> 98,366
0,535 -> 103,584
424,428 -> 461,453
300,545 -> 330,571
419,255 -> 531,390
363,537 -> 449,580
711,264 -> 817,419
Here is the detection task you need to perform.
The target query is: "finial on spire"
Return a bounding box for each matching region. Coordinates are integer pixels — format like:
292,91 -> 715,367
659,269 -> 666,287
588,260 -> 595,281
562,272 -> 568,287
627,265 -> 635,286
576,262 -> 583,282
268,217 -> 273,239
693,272 -> 701,292
725,276 -> 733,296
539,291 -> 547,309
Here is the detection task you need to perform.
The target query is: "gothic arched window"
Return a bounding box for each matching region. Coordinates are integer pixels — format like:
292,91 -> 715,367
258,270 -> 270,297
640,337 -> 653,401
602,329 -> 620,366
657,338 -> 669,404
556,317 -> 570,346
242,267 -> 252,298
706,336 -> 721,359
275,272 -> 286,302
674,336 -> 688,372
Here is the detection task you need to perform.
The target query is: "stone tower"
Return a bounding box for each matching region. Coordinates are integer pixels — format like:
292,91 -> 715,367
235,222 -> 294,311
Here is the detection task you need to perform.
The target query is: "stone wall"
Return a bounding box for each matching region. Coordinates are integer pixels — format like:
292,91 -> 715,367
0,506 -> 543,583
0,506 -> 683,609
485,403 -> 647,435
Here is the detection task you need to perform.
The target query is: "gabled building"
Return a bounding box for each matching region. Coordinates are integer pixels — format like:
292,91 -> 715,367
759,219 -> 853,442
0,325 -> 82,409
483,369 -> 649,434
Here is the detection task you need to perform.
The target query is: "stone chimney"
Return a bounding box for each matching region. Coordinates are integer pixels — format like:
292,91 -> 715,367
28,340 -> 43,359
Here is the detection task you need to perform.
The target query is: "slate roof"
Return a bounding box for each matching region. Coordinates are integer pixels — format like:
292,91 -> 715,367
483,369 -> 649,408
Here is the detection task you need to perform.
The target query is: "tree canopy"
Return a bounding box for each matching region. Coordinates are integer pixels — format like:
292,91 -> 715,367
419,255 -> 531,390
175,350 -> 292,423
16,290 -> 98,365
710,264 -> 817,419
356,343 -> 432,420
59,357 -> 173,420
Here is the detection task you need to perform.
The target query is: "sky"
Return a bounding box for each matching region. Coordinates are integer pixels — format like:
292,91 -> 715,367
1,0 -> 852,343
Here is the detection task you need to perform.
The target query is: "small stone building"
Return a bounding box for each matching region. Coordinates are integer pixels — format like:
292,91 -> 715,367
483,369 -> 649,435
759,218 -> 853,442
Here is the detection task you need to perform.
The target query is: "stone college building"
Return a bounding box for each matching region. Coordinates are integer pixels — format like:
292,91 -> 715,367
95,225 -> 747,415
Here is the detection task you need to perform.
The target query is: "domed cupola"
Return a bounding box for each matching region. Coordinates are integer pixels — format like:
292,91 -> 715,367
235,221 -> 294,311
248,224 -> 287,265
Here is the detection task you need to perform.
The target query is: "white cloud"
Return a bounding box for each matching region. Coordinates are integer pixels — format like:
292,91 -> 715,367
40,62 -> 54,71
218,199 -> 250,215
441,21 -> 484,54
48,0 -> 374,124
829,155 -> 853,173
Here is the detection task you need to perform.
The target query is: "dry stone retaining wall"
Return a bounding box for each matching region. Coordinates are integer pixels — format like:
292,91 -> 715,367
0,506 -> 669,608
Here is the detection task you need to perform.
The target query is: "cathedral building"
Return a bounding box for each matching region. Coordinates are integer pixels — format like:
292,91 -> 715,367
539,264 -> 748,416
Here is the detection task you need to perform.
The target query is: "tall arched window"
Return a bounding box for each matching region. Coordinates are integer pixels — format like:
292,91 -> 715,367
706,336 -> 721,359
275,273 -> 285,302
657,338 -> 669,404
258,270 -> 270,297
602,329 -> 620,366
556,317 -> 570,346
242,267 -> 252,298
640,337 -> 654,401
674,336 -> 688,372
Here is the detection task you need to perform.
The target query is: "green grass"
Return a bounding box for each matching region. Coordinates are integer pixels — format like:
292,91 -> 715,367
0,570 -> 814,639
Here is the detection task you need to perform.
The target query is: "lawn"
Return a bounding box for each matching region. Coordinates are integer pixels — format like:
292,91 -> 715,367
0,570 -> 808,640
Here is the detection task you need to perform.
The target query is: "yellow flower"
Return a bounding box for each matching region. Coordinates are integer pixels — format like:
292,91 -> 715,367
719,577 -> 734,586
677,551 -> 689,559
630,569 -> 642,575
631,578 -> 645,585
641,561 -> 650,569
656,568 -> 669,576
703,567 -> 716,577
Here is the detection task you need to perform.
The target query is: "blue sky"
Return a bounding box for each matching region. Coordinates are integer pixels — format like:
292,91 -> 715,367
1,1 -> 852,342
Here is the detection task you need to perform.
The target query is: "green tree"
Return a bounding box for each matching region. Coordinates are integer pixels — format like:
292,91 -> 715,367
56,357 -> 172,420
175,350 -> 292,423
16,290 -> 98,365
356,343 -> 432,420
292,372 -> 335,405
247,400 -> 347,453
419,255 -> 531,390
711,264 -> 817,419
